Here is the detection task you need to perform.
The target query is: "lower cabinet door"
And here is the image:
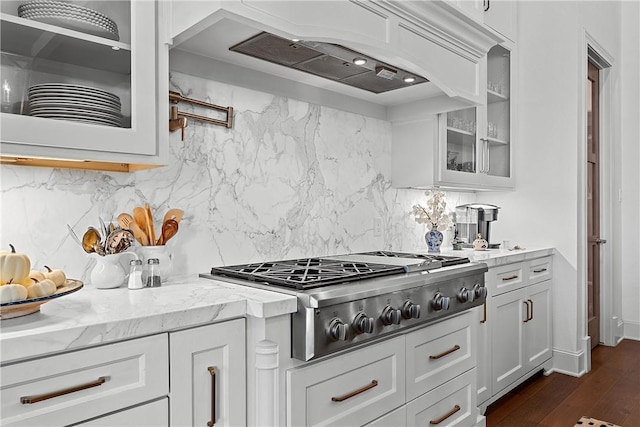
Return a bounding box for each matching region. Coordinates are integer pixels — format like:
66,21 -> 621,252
406,369 -> 477,427
364,406 -> 407,427
169,319 -> 246,427
287,336 -> 406,426
78,398 -> 168,426
525,280 -> 552,369
490,288 -> 527,394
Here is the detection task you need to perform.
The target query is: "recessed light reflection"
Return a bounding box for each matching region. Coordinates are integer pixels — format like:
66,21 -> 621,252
353,58 -> 367,66
403,76 -> 416,83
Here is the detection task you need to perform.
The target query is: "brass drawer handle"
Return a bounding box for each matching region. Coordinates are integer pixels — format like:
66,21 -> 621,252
502,275 -> 519,281
429,345 -> 461,360
20,376 -> 109,404
207,367 -> 216,427
331,380 -> 378,402
528,299 -> 534,321
533,268 -> 547,273
523,300 -> 531,323
480,302 -> 487,324
430,404 -> 461,425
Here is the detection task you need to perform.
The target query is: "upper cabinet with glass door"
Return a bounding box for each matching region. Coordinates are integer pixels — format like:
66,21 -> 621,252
0,0 -> 164,172
438,43 -> 514,190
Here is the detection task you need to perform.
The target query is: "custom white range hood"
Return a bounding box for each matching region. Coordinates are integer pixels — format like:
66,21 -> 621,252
166,1 -> 504,118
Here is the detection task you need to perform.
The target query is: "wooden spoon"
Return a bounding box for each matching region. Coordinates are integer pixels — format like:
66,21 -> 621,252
144,203 -> 156,245
133,207 -> 147,231
158,219 -> 179,245
163,208 -> 184,224
117,213 -> 148,246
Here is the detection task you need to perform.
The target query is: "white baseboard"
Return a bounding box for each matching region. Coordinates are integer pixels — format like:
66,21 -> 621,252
624,320 -> 640,340
550,347 -> 587,377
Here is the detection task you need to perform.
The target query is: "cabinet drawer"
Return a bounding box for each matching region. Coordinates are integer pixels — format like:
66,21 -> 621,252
405,311 -> 475,401
1,334 -> 168,427
364,406 -> 407,427
406,369 -> 476,427
78,398 -> 168,426
489,262 -> 526,295
287,336 -> 405,426
527,257 -> 553,285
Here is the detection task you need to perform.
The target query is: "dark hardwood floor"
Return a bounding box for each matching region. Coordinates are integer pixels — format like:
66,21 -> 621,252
485,339 -> 640,427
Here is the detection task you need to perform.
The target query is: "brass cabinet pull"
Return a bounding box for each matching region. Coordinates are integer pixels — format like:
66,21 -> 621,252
523,301 -> 531,323
331,380 -> 378,402
480,302 -> 487,324
528,299 -> 534,321
533,268 -> 547,273
502,275 -> 519,281
430,404 -> 461,425
207,367 -> 216,427
20,376 -> 108,404
429,345 -> 461,360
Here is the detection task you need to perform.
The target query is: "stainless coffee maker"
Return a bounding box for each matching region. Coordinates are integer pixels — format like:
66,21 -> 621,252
454,204 -> 500,248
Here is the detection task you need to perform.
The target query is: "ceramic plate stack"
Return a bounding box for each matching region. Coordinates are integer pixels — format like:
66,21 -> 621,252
28,83 -> 123,127
17,1 -> 119,41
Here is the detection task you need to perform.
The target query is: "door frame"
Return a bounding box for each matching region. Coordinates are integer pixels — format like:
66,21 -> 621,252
578,31 -> 615,373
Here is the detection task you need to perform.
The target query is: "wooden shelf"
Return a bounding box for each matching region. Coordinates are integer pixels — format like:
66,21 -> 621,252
0,13 -> 131,74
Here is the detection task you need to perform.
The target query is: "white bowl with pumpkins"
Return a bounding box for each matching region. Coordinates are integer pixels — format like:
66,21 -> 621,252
0,244 -> 82,319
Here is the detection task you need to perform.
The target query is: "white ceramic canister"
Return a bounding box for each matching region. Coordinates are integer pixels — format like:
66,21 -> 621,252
89,252 -> 139,289
135,246 -> 173,283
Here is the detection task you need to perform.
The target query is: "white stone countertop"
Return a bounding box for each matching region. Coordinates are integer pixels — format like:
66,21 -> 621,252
0,276 -> 297,364
0,248 -> 553,364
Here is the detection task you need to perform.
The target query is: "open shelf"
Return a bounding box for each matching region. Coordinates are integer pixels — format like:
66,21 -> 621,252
447,126 -> 475,137
487,89 -> 508,104
486,136 -> 509,145
0,13 -> 131,74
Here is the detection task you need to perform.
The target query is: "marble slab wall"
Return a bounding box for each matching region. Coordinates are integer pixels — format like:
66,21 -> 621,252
0,71 -> 474,283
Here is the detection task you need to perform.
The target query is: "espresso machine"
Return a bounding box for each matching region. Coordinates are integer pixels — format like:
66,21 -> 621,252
455,204 -> 500,248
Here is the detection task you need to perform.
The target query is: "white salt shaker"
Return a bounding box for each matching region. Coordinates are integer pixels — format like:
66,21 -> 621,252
127,259 -> 144,290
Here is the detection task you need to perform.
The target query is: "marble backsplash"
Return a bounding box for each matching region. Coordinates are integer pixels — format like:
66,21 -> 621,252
0,71 -> 474,284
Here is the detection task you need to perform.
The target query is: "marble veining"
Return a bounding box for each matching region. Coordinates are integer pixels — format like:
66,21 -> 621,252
0,71 -> 475,285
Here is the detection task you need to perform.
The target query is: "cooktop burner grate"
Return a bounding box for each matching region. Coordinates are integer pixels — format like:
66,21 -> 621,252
209,257 -> 406,290
354,251 -> 470,267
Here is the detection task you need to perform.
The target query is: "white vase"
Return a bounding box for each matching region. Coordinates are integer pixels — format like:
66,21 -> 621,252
89,252 -> 138,289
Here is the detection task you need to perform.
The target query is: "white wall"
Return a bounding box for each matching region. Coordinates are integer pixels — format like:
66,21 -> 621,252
620,1 -> 640,340
478,1 -> 638,374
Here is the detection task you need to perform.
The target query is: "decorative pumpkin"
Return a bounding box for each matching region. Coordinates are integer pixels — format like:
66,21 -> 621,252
23,278 -> 56,299
0,280 -> 28,303
29,270 -> 46,282
44,265 -> 66,287
0,244 -> 31,285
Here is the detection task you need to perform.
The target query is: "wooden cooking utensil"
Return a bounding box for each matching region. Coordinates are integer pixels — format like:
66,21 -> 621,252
144,203 -> 156,245
158,219 -> 179,245
163,208 -> 184,224
117,213 -> 149,246
133,207 -> 147,231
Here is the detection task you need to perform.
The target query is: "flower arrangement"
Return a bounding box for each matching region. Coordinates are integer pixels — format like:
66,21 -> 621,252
410,190 -> 453,230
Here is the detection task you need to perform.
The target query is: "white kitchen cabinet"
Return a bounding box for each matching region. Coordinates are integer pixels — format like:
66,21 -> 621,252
393,43 -> 515,191
0,0 -> 167,172
287,335 -> 406,426
0,334 -> 169,427
475,303 -> 491,405
78,398 -> 168,426
484,0 -> 517,42
364,406 -> 407,427
477,257 -> 553,409
406,369 -> 477,427
169,318 -> 246,427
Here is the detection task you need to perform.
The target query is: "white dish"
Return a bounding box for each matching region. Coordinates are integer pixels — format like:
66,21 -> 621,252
29,83 -> 121,101
29,99 -> 122,115
29,92 -> 122,109
29,106 -> 123,121
30,113 -> 122,127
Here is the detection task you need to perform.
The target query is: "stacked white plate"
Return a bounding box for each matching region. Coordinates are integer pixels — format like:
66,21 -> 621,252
28,83 -> 123,127
18,1 -> 119,41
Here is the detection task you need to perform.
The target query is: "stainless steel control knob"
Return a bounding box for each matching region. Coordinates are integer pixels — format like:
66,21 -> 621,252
352,312 -> 375,334
432,292 -> 450,311
473,283 -> 487,299
457,287 -> 475,303
381,306 -> 402,325
401,300 -> 421,319
328,318 -> 349,341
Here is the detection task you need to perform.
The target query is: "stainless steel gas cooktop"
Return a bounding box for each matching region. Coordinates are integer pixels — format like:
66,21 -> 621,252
201,251 -> 486,360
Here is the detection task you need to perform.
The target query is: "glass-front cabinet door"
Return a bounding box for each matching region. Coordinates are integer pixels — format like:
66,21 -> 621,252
438,43 -> 514,190
0,0 -> 162,171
